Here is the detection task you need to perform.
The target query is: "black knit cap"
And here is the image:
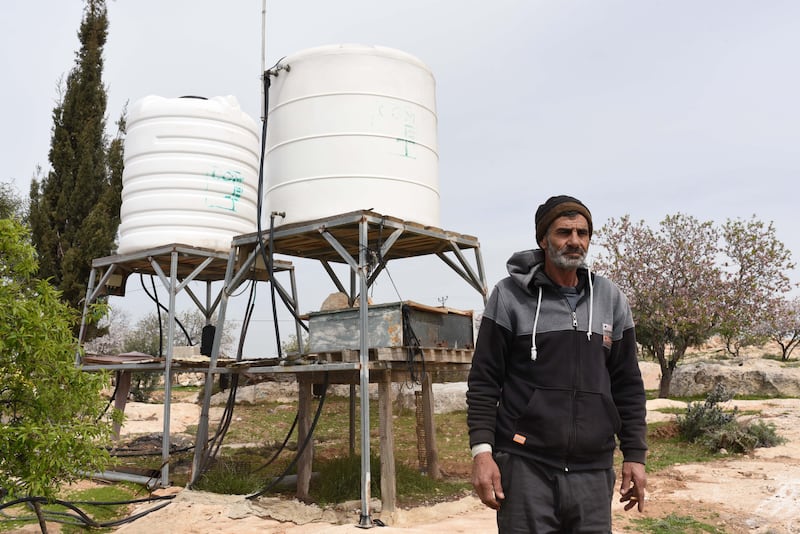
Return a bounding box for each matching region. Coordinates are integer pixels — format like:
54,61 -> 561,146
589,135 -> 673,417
535,195 -> 593,244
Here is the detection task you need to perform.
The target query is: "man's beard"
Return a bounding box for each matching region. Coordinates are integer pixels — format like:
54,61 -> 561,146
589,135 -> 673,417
546,239 -> 586,270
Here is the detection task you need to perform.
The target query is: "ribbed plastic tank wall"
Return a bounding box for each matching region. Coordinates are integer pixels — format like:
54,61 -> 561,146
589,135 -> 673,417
117,95 -> 260,254
264,44 -> 440,227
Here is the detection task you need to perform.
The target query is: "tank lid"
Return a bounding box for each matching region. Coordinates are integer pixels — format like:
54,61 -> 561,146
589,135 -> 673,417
278,43 -> 432,73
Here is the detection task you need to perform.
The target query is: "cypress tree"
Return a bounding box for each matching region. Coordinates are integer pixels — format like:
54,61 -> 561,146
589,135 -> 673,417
29,0 -> 124,321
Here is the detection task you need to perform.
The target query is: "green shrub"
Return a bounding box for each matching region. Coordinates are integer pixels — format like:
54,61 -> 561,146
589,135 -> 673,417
676,384 -> 735,443
745,420 -> 786,448
676,384 -> 785,453
697,421 -> 758,454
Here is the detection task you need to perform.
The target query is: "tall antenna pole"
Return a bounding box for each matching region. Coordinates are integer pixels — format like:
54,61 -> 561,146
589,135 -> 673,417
261,0 -> 267,121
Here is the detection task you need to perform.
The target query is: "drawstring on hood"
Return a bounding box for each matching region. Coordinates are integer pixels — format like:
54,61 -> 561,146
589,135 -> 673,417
506,249 -> 594,360
530,287 -> 543,361
586,265 -> 594,342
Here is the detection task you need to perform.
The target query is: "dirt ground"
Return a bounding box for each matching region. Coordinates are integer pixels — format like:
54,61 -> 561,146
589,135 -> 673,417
74,397 -> 800,534
12,378 -> 800,534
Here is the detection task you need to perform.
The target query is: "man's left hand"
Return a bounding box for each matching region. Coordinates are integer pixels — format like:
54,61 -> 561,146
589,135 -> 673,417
619,461 -> 646,512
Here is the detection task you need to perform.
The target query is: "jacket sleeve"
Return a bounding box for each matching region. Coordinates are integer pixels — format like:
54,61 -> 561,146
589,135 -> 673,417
466,289 -> 512,449
608,325 -> 648,464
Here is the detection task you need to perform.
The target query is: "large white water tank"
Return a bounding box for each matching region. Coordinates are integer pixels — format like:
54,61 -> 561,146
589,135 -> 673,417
118,95 -> 260,254
264,44 -> 440,227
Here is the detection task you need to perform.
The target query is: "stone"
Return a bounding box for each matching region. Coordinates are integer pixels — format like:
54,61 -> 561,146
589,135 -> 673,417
670,358 -> 800,397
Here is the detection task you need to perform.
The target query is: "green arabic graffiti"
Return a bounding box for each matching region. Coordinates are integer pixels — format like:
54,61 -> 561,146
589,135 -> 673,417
206,170 -> 245,212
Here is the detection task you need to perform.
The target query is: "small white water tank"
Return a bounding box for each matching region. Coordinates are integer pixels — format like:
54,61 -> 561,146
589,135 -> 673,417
264,44 -> 440,227
118,95 -> 260,254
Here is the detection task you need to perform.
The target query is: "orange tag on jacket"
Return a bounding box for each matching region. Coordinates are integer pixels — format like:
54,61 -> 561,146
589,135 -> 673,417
513,433 -> 527,445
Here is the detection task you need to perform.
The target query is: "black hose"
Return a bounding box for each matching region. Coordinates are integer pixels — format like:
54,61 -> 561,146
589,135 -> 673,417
195,276 -> 257,476
247,372 -> 330,499
268,211 -> 283,358
402,304 -> 427,384
0,494 -> 175,528
139,273 -> 193,349
251,412 -> 299,474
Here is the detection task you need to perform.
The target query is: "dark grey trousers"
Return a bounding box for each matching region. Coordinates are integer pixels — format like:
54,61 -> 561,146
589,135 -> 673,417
495,451 -> 615,534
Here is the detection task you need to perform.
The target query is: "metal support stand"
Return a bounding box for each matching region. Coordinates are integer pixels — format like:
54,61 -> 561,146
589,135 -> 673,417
189,211 -> 488,517
76,244 -> 295,487
356,216 -> 373,527
161,250 -> 178,485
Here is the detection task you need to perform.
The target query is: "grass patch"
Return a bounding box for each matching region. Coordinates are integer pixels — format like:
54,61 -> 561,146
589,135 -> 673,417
630,513 -> 727,533
192,396 -> 472,481
653,406 -> 685,415
760,353 -> 800,365
307,455 -> 470,506
620,421 -> 722,473
192,458 -> 266,495
77,380 -> 790,524
192,450 -> 471,508
0,483 -> 141,533
190,394 -> 472,506
197,389 -> 780,504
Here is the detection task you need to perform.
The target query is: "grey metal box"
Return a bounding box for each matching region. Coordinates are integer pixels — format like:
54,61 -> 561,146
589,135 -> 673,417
307,301 -> 474,353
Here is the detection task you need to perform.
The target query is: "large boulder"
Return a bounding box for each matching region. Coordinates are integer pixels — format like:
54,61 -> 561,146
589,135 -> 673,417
670,358 -> 800,397
639,361 -> 661,391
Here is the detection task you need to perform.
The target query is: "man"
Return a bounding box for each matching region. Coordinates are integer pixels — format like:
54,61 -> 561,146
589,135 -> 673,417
467,195 -> 647,533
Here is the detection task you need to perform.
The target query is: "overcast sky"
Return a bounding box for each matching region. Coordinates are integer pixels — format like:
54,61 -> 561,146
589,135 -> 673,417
2,1 -> 799,355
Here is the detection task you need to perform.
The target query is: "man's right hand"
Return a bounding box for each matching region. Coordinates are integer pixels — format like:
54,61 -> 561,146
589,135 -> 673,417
471,452 -> 504,510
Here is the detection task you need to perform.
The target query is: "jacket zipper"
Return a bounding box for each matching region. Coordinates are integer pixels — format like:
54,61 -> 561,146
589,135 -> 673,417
566,309 -> 580,471
555,290 -> 584,472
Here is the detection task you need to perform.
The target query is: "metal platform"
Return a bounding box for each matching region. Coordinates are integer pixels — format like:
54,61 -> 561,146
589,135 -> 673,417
229,210 -> 487,299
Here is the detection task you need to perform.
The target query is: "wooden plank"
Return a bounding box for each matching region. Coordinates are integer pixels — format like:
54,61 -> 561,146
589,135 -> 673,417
421,373 -> 441,480
349,384 -> 356,457
375,347 -> 403,362
378,371 -> 397,512
305,347 -> 474,364
373,347 -> 474,364
296,377 -> 314,500
112,371 -> 132,441
83,353 -> 159,365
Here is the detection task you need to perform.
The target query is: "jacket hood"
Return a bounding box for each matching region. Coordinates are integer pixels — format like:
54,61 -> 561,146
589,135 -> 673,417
506,249 -> 545,296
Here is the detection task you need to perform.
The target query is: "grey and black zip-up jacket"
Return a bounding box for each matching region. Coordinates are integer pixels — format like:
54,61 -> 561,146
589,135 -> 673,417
467,249 -> 647,470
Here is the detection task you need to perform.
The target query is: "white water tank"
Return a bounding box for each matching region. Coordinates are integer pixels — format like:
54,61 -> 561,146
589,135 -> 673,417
118,95 -> 260,254
264,44 -> 440,227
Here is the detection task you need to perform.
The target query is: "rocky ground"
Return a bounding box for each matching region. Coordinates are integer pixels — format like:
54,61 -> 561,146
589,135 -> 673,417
12,357 -> 800,533
96,397 -> 799,534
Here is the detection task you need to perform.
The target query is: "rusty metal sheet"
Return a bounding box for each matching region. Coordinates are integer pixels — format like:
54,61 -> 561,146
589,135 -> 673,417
307,301 -> 473,352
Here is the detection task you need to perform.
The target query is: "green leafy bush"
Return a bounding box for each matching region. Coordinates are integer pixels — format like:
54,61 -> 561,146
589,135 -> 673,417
0,220 -> 114,500
676,384 -> 735,442
744,420 -> 786,449
676,384 -> 784,453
